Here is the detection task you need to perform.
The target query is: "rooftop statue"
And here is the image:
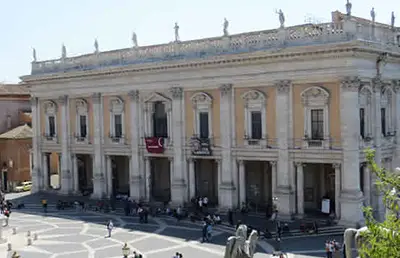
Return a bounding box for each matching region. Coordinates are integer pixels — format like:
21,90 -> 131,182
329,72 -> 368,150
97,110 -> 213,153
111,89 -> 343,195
370,7 -> 376,23
346,0 -> 352,16
174,22 -> 180,42
391,12 -> 395,29
132,32 -> 138,48
61,44 -> 67,59
276,9 -> 285,28
223,18 -> 229,36
94,39 -> 99,54
224,224 -> 258,258
32,48 -> 37,62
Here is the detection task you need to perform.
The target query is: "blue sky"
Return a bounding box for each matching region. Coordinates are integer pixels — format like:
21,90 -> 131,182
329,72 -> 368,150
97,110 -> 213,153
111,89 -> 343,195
0,0 -> 397,83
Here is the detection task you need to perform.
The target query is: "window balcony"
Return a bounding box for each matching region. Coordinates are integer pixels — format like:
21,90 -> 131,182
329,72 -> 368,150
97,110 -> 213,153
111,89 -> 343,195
42,133 -> 57,143
298,135 -> 336,149
359,135 -> 374,149
108,133 -> 126,144
241,135 -> 277,149
382,131 -> 396,146
74,133 -> 89,144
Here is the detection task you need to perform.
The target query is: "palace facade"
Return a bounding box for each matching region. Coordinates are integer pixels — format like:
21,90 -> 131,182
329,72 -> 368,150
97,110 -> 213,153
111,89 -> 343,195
21,9 -> 400,225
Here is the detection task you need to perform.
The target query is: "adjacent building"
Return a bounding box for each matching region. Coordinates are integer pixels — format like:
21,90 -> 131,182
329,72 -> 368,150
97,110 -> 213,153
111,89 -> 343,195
21,7 -> 400,225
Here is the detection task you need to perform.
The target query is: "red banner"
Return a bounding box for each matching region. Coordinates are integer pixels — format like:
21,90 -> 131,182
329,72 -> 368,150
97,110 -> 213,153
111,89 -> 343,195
144,137 -> 164,153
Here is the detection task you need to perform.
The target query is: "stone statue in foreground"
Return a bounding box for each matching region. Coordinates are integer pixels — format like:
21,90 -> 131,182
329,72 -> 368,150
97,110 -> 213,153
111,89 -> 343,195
224,224 -> 258,258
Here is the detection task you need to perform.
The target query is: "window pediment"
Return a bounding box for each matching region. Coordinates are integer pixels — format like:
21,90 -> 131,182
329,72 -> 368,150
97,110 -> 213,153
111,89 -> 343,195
76,99 -> 88,114
144,92 -> 171,103
44,101 -> 57,115
301,86 -> 329,106
241,90 -> 266,109
191,92 -> 212,109
359,86 -> 372,106
109,97 -> 124,113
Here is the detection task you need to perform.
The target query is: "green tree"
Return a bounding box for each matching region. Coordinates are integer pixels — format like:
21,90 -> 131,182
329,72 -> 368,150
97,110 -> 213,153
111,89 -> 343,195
359,149 -> 400,258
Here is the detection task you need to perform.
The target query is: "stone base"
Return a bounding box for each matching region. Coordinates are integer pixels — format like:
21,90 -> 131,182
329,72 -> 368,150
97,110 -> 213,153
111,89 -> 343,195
339,192 -> 365,227
218,183 -> 235,210
275,187 -> 293,220
170,182 -> 187,206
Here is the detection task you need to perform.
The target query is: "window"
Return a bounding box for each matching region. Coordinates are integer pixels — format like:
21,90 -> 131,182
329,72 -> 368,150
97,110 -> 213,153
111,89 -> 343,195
48,116 -> 56,137
114,114 -> 122,138
311,109 -> 324,140
251,111 -> 262,139
360,108 -> 365,138
199,112 -> 209,139
152,101 -> 168,138
381,108 -> 386,136
79,115 -> 87,138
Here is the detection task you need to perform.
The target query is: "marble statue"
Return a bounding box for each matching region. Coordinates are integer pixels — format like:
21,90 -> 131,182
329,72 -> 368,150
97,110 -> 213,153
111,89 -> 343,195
370,8 -> 376,23
223,18 -> 229,36
0,214 -> 5,241
346,0 -> 352,16
132,32 -> 138,47
174,22 -> 180,42
391,12 -> 395,29
61,44 -> 67,59
94,39 -> 99,54
224,224 -> 258,258
276,9 -> 285,28
32,48 -> 37,62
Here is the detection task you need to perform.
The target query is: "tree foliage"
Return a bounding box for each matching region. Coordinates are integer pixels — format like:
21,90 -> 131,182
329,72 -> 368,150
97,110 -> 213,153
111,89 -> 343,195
359,149 -> 400,258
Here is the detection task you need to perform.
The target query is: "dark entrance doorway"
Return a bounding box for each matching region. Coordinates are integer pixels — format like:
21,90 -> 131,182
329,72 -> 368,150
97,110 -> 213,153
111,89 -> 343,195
151,157 -> 171,202
195,159 -> 218,205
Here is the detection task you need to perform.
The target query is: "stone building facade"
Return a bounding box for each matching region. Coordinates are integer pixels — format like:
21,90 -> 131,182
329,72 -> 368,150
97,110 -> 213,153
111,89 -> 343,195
21,9 -> 400,225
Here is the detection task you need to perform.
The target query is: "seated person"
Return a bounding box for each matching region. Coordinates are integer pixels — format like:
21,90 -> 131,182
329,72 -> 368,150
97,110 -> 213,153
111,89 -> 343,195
212,214 -> 221,224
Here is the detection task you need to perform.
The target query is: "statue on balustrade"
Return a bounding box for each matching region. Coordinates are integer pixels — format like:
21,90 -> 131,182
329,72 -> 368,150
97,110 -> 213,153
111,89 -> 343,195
276,9 -> 285,28
132,32 -> 138,47
32,48 -> 37,62
391,11 -> 395,29
346,0 -> 352,16
61,44 -> 67,59
223,18 -> 229,36
370,7 -> 376,23
224,224 -> 258,258
94,39 -> 99,54
174,22 -> 180,42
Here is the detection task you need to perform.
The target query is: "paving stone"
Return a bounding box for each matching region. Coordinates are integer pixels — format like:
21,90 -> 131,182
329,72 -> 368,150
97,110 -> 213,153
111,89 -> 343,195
86,238 -> 116,249
131,236 -> 180,253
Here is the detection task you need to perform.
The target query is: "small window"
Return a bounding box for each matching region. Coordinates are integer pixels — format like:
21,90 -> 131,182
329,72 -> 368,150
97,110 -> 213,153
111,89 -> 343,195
381,108 -> 386,136
114,114 -> 122,138
48,116 -> 56,137
311,109 -> 324,140
199,112 -> 209,139
79,115 -> 87,138
250,111 -> 262,139
359,108 -> 365,138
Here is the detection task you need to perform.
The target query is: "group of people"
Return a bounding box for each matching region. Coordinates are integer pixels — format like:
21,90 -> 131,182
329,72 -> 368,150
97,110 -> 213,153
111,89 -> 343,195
325,239 -> 341,258
172,252 -> 183,258
0,194 -> 11,226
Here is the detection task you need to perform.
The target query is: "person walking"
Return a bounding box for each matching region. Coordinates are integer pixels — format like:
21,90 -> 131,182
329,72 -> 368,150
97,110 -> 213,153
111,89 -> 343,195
41,199 -> 47,213
106,220 -> 114,237
228,209 -> 234,226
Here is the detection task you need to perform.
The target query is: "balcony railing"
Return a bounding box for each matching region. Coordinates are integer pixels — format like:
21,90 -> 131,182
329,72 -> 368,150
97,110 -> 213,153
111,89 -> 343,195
236,137 -> 278,149
74,133 -> 89,144
42,133 -> 57,143
290,138 -> 342,150
108,134 -> 126,144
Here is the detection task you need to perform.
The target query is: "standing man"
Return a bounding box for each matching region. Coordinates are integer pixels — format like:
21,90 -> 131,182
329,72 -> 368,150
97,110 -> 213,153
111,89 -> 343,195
106,220 -> 114,237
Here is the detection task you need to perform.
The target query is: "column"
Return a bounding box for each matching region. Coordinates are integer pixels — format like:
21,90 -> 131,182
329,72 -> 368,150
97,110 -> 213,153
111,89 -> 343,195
169,157 -> 174,197
216,159 -> 222,194
170,87 -> 187,205
42,154 -> 49,190
340,77 -> 364,225
363,164 -> 371,206
128,90 -> 142,200
72,154 -> 79,193
31,97 -> 42,192
394,81 -> 400,167
333,163 -> 341,218
106,156 -> 113,198
270,161 -> 277,198
219,84 -> 235,209
145,157 -> 151,202
372,77 -> 385,221
238,160 -> 246,206
188,158 -> 195,200
59,95 -> 72,194
295,162 -> 304,217
91,93 -> 106,199
275,80 -> 292,217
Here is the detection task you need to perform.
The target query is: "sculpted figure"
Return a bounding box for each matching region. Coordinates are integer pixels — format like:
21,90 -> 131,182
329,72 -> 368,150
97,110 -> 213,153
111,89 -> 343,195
174,22 -> 180,42
391,12 -> 395,29
94,39 -> 99,53
346,0 -> 352,16
224,224 -> 258,258
61,44 -> 67,59
32,48 -> 37,62
370,7 -> 376,23
223,18 -> 229,36
276,9 -> 285,28
132,32 -> 138,47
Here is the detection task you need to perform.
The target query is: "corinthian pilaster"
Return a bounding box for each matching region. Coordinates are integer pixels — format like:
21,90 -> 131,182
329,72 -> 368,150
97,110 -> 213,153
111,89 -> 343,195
169,86 -> 187,205
91,92 -> 106,198
58,95 -> 72,194
339,76 -> 364,225
274,80 -> 293,218
30,97 -> 42,192
128,90 -> 142,200
218,83 -> 235,209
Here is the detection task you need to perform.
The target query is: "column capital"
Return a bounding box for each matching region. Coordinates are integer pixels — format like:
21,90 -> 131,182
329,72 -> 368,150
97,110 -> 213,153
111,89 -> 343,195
341,76 -> 361,92
169,87 -> 183,99
372,76 -> 384,92
187,157 -> 194,162
215,159 -> 221,164
219,83 -> 233,97
392,80 -> 400,93
275,80 -> 291,94
168,157 -> 174,162
238,159 -> 244,166
128,90 -> 139,101
30,97 -> 38,106
270,161 -> 277,167
58,95 -> 68,105
295,162 -> 304,167
332,163 -> 341,169
91,93 -> 101,104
